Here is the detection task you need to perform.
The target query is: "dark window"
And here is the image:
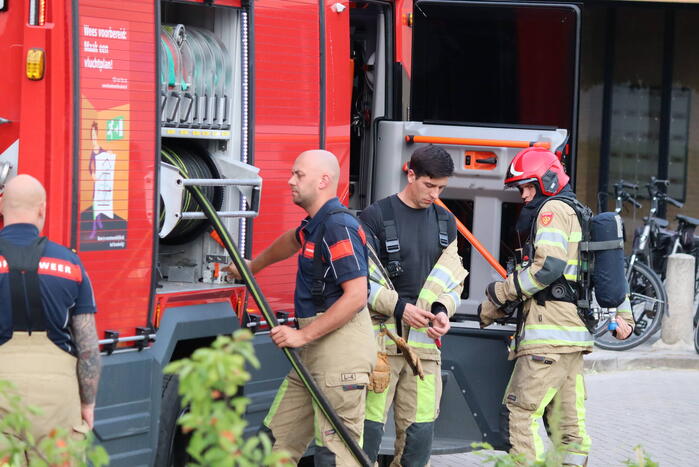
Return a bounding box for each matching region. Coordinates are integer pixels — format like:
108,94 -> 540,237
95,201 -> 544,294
411,2 -> 578,132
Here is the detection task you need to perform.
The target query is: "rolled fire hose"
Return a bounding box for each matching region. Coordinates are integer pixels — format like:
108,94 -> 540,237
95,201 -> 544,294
183,180 -> 372,467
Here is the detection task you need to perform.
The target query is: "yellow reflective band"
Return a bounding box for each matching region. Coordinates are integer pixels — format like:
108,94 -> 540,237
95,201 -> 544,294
531,387 -> 558,461
569,231 -> 583,242
416,374 -> 436,423
535,229 -> 569,250
526,324 -> 589,332
264,378 -> 289,427
536,239 -> 568,252
520,339 -> 594,347
313,401 -> 324,446
576,374 -> 591,452
365,386 -> 389,423
519,268 -> 546,296
418,288 -> 439,304
424,275 -> 448,292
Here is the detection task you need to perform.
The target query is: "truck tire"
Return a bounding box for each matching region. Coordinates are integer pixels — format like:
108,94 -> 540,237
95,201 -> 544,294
154,375 -> 191,467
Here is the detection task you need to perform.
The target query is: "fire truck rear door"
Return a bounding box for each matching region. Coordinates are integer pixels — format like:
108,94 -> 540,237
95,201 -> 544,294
374,0 -> 580,455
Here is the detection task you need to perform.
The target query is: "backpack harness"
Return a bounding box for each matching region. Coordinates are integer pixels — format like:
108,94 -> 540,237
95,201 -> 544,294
525,195 -> 625,331
0,236 -> 48,334
378,197 -> 449,278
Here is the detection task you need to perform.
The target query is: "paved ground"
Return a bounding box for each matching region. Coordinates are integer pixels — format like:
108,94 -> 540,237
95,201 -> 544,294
431,341 -> 699,466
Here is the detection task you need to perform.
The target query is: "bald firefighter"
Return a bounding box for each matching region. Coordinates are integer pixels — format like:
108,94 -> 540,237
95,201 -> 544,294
225,150 -> 376,466
479,148 -> 634,466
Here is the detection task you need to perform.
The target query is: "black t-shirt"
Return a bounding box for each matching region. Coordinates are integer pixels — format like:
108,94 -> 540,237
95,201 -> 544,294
359,195 -> 457,318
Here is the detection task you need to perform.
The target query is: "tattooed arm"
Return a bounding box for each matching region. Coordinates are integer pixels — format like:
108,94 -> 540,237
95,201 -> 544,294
71,313 -> 101,428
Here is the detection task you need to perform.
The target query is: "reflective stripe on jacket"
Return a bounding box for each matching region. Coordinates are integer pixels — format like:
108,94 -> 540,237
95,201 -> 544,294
368,240 -> 467,360
501,199 -> 633,357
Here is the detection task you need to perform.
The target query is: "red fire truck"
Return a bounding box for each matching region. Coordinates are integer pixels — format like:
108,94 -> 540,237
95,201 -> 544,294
0,0 -> 581,464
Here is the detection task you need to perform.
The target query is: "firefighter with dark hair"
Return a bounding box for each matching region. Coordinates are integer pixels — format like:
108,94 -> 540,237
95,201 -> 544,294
478,148 -> 634,466
225,150 -> 376,466
360,145 -> 468,466
0,174 -> 100,452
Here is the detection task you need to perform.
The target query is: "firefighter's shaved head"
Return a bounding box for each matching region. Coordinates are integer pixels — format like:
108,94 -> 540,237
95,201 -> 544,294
1,174 -> 47,231
289,150 -> 341,215
299,149 -> 340,184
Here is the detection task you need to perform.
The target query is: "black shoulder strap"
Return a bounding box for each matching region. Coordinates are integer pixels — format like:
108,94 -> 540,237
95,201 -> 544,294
378,197 -> 401,261
309,208 -> 354,310
0,236 -> 48,334
434,204 -> 450,249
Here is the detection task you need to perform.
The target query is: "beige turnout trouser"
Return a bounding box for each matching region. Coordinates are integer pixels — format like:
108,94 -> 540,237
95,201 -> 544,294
0,332 -> 89,454
364,355 -> 442,467
503,351 -> 590,466
263,309 -> 376,466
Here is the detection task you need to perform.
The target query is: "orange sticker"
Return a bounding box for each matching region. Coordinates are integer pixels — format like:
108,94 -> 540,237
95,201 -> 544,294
540,212 -> 554,226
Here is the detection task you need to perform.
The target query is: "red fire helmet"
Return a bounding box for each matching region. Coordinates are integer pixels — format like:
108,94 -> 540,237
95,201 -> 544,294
504,147 -> 570,196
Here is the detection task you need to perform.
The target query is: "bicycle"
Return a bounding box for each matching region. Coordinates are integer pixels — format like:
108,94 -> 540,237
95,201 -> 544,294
593,180 -> 670,351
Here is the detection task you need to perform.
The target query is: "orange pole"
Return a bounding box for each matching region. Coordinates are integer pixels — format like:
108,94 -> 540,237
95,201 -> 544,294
434,198 -> 508,279
405,135 -> 550,150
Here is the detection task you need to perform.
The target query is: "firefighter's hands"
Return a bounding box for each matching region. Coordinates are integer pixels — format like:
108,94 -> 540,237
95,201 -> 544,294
478,300 -> 506,328
402,303 -> 435,329
81,403 -> 95,429
222,259 -> 252,280
613,316 -> 633,340
270,325 -> 309,348
485,281 -> 508,308
427,312 -> 450,339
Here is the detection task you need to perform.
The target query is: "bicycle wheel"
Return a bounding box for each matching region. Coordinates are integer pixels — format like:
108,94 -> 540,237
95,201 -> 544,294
594,261 -> 667,351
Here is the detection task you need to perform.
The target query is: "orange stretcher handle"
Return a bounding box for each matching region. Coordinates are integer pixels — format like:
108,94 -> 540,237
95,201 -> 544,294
406,135 -> 550,150
434,198 -> 508,279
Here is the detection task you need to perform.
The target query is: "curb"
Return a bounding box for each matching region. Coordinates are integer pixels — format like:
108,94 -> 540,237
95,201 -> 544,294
584,351 -> 699,373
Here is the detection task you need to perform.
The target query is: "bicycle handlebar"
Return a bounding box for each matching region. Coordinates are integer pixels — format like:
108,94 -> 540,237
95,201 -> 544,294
665,196 -> 684,208
649,177 -> 670,188
627,195 -> 642,209
615,180 -> 639,190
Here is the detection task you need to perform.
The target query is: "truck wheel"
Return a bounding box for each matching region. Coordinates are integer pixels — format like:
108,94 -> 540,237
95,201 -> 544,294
154,375 -> 191,467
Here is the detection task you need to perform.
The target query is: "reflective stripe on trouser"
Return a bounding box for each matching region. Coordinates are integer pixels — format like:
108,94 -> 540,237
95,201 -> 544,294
262,309 -> 376,466
501,352 -> 590,464
363,356 -> 442,467
0,332 -> 89,450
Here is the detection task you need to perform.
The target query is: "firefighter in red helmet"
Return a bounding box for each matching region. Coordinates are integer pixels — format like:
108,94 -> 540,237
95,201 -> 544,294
478,147 -> 634,466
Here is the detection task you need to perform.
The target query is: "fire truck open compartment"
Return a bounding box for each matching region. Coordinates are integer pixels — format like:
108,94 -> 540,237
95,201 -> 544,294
349,1 -> 392,211
156,1 -> 257,293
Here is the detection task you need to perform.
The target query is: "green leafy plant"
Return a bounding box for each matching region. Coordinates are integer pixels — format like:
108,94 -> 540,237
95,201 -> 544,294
0,380 -> 109,467
623,446 -> 658,467
165,329 -> 293,467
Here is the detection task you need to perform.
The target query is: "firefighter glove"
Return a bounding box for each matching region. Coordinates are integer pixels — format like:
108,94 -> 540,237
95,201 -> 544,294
485,281 -> 508,308
368,352 -> 391,393
478,299 -> 506,328
384,326 -> 424,379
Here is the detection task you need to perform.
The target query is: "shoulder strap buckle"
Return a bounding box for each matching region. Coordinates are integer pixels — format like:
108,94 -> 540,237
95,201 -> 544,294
435,204 -> 450,248
385,238 -> 400,254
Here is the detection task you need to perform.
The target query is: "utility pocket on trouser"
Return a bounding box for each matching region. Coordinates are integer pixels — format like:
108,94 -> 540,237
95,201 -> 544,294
313,372 -> 370,467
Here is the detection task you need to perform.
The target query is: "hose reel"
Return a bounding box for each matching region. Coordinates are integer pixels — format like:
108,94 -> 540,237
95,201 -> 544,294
160,143 -> 223,244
